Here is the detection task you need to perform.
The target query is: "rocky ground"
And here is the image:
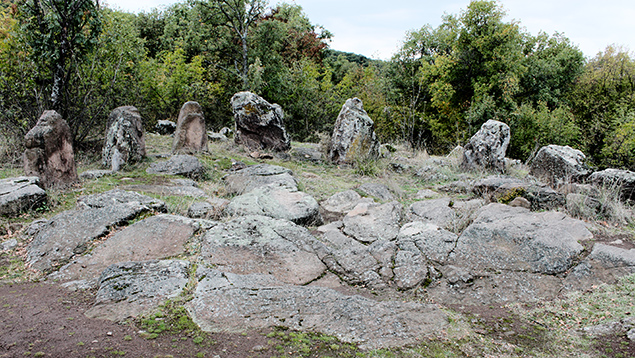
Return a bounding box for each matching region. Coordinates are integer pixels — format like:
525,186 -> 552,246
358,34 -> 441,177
1,134 -> 635,358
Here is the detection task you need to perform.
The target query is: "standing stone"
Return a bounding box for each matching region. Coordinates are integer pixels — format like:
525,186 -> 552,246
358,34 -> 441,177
231,91 -> 290,152
530,145 -> 590,185
461,119 -> 510,172
23,110 -> 78,188
102,106 -> 146,171
172,101 -> 208,154
589,169 -> 635,202
328,98 -> 380,164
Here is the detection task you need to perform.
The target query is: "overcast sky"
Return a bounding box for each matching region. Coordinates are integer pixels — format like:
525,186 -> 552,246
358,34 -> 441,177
103,0 -> 635,60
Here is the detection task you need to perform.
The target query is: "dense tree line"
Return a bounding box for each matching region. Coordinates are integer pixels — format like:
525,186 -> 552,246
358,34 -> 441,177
1,0 -> 634,170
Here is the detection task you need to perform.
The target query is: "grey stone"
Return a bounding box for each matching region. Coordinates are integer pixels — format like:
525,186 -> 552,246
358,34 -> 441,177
155,120 -> 176,135
121,184 -> 208,198
187,198 -> 230,219
451,203 -> 590,274
219,127 -> 233,137
328,98 -> 380,164
342,201 -> 403,243
186,268 -> 449,349
589,168 -> 635,202
358,183 -> 395,201
50,214 -> 202,285
201,215 -> 327,285
231,92 -> 290,152
27,190 -> 166,272
472,175 -> 564,210
0,176 -> 46,216
509,196 -> 531,209
320,190 -> 364,219
223,164 -> 297,195
1,239 -> 18,251
172,101 -> 208,154
23,110 -> 78,188
407,198 -> 482,231
79,170 -> 113,180
415,189 -> 439,199
102,106 -> 146,171
86,260 -> 190,321
76,189 -> 166,212
462,120 -> 510,172
225,184 -> 321,226
529,145 -> 590,185
415,166 -> 449,183
565,243 -> 635,289
291,146 -> 323,163
146,155 -> 205,179
397,222 -> 458,265
207,131 -> 228,142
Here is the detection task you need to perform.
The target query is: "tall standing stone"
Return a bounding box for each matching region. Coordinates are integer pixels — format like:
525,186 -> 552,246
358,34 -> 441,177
102,106 -> 146,171
23,110 -> 78,188
461,119 -> 510,172
328,98 -> 380,164
172,101 -> 208,154
231,91 -> 291,152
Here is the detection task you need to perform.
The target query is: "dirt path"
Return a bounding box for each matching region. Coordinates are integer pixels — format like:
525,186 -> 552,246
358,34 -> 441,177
0,282 -> 273,358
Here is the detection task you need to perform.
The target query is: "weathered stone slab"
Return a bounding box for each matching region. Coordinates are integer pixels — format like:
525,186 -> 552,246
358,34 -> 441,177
451,203 -> 590,274
231,92 -> 290,152
76,189 -> 166,212
146,155 -> 205,179
342,201 -> 403,243
102,106 -> 146,171
358,183 -> 395,201
0,177 -> 46,216
223,164 -> 297,195
50,215 -> 203,286
201,215 -> 326,285
187,268 -> 449,349
86,260 -> 190,321
172,101 -> 208,154
225,184 -> 321,226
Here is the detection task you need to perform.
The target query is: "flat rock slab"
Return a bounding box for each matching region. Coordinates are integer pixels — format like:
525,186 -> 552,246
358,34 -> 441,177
358,183 -> 395,201
86,260 -> 190,321
342,201 -> 403,243
407,198 -> 483,230
451,203 -> 590,274
76,189 -> 166,212
146,155 -> 205,178
201,215 -> 326,285
27,190 -> 166,273
50,215 -> 204,286
187,269 -> 448,350
121,184 -> 208,198
0,177 -> 46,216
225,185 -> 321,226
472,176 -> 564,210
223,164 -> 297,195
566,243 -> 635,288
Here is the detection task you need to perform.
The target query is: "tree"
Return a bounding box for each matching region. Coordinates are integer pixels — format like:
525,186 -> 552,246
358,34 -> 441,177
16,0 -> 102,113
198,0 -> 267,90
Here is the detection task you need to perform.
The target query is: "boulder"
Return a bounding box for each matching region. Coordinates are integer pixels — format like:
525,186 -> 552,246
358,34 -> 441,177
102,106 -> 146,171
342,201 -> 403,243
328,98 -> 380,164
529,145 -> 590,185
79,169 -> 113,180
565,243 -> 635,289
320,190 -> 368,221
76,189 -> 166,212
225,184 -> 321,226
154,120 -> 176,135
207,131 -> 228,142
187,268 -> 449,349
223,164 -> 297,195
231,92 -> 290,152
23,110 -> 78,188
201,215 -> 327,285
86,260 -> 190,321
172,101 -> 208,154
451,203 -> 590,275
358,183 -> 395,201
407,198 -> 482,231
0,177 -> 46,216
146,155 -> 205,179
589,168 -> 635,202
290,146 -> 323,163
461,119 -> 510,172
